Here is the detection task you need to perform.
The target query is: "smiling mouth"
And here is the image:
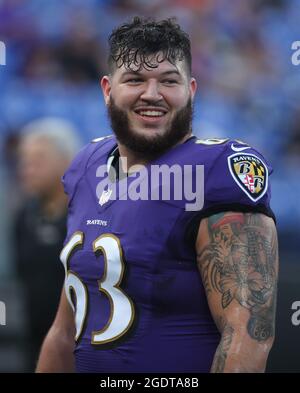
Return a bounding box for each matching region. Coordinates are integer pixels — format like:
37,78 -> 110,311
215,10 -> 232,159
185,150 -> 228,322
136,110 -> 165,117
134,109 -> 167,122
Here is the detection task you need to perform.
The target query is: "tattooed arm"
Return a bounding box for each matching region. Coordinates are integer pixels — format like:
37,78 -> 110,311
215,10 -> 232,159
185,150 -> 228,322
196,212 -> 278,373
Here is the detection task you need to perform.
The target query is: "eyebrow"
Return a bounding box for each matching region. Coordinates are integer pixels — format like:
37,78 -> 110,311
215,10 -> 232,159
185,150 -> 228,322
121,70 -> 181,77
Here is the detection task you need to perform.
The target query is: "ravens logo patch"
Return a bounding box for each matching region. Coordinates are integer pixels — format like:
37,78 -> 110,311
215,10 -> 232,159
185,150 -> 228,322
228,153 -> 268,202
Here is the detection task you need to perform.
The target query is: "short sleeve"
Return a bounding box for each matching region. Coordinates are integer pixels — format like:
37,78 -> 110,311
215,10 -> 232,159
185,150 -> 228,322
185,140 -> 276,246
61,143 -> 92,203
202,141 -> 274,218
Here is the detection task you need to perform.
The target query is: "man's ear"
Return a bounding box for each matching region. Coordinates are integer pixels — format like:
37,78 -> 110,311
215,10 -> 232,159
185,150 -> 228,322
100,76 -> 111,106
190,77 -> 197,101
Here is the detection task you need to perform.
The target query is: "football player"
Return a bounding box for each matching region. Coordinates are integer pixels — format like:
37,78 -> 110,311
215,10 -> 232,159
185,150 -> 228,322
36,17 -> 278,373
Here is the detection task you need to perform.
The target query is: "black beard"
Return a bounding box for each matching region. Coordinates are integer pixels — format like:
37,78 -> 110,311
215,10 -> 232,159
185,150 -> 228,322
108,96 -> 193,159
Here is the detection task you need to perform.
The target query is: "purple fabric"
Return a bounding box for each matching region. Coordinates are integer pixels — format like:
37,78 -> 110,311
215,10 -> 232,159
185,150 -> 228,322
62,136 -> 273,373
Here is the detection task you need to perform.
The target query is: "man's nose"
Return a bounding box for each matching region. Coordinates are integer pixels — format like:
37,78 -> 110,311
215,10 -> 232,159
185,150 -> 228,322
140,80 -> 162,102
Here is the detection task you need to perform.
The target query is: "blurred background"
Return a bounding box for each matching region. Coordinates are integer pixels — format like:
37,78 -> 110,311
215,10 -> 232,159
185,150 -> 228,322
0,0 -> 299,372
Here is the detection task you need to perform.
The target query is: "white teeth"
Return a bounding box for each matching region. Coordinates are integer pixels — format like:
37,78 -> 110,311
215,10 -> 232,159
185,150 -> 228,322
138,110 -> 165,117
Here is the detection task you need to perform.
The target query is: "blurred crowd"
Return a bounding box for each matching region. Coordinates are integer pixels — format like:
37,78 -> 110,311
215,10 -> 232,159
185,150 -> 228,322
0,0 -> 300,226
0,0 -> 299,372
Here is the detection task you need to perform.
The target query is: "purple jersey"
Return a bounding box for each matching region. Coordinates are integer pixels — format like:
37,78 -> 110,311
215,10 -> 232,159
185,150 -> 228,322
61,136 -> 274,373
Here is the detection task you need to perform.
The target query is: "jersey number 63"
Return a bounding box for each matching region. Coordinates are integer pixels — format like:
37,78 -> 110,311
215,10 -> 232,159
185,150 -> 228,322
60,232 -> 135,345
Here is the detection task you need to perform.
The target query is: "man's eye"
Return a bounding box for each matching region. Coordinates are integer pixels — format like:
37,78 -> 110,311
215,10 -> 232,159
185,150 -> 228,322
162,79 -> 178,84
126,78 -> 142,83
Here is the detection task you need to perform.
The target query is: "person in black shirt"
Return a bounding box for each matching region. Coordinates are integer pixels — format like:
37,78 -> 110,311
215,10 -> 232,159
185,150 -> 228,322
14,118 -> 80,371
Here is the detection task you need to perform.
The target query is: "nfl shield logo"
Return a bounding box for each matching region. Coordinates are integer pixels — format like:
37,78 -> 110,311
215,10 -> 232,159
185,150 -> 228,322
228,153 -> 268,202
99,187 -> 112,206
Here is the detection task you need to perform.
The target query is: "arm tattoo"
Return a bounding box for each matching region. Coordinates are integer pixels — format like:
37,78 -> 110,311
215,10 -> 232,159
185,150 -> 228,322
210,318 -> 234,373
197,212 -> 278,342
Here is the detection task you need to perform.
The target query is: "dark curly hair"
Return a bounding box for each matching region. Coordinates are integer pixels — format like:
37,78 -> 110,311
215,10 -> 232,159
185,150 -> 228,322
108,16 -> 192,75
